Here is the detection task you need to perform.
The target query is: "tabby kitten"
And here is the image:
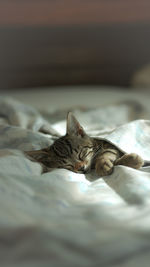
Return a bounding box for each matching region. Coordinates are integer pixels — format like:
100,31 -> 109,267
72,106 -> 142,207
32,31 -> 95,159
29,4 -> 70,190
26,112 -> 144,176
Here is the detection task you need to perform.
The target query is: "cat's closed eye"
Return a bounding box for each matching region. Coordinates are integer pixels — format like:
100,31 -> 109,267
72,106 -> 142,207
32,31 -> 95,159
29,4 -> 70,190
78,146 -> 94,160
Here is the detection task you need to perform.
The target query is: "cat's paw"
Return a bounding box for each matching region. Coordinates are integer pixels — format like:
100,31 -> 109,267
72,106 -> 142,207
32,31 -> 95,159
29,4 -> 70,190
95,157 -> 114,177
115,153 -> 144,169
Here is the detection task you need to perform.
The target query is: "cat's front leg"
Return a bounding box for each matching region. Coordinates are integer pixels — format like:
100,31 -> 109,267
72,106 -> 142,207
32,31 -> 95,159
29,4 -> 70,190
95,150 -> 120,177
115,153 -> 144,169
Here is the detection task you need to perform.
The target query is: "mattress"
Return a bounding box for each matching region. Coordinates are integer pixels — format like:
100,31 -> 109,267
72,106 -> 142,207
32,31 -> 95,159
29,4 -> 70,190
2,86 -> 150,111
1,86 -> 150,267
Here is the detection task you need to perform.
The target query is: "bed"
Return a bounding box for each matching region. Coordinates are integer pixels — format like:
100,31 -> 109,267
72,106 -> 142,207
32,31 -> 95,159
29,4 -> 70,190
1,86 -> 150,267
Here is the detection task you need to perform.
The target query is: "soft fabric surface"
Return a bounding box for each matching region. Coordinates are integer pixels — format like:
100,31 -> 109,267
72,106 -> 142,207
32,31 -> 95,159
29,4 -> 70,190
1,96 -> 150,266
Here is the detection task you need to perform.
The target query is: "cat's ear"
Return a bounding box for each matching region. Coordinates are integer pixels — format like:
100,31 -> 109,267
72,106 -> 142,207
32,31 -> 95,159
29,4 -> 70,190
67,112 -> 86,137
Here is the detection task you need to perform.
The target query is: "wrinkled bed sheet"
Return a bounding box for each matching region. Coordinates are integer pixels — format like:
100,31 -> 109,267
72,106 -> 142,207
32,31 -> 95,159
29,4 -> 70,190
1,97 -> 150,266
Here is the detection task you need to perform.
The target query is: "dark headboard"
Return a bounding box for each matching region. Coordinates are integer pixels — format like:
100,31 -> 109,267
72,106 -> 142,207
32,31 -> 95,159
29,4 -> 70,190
0,0 -> 150,89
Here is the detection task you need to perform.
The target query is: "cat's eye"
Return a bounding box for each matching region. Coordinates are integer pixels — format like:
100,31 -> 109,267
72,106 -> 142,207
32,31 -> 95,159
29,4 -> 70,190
79,147 -> 93,160
79,150 -> 86,160
84,150 -> 93,157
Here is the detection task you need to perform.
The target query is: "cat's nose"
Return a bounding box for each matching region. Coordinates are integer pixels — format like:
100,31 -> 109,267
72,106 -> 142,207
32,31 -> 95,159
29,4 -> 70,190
74,162 -> 86,173
78,166 -> 85,172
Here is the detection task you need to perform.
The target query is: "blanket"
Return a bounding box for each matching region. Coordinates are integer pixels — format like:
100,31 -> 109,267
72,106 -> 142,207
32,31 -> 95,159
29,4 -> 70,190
1,97 -> 150,267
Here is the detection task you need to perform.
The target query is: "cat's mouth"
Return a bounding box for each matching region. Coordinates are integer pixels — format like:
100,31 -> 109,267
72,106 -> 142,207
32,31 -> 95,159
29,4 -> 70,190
73,161 -> 91,174
73,166 -> 91,174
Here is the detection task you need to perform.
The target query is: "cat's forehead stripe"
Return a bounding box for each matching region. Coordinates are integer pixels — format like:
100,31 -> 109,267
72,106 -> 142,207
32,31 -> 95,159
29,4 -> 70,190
65,139 -> 73,154
52,137 -> 73,157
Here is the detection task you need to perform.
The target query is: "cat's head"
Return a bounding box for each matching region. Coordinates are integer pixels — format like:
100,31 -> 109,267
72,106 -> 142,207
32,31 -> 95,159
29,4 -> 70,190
48,112 -> 99,173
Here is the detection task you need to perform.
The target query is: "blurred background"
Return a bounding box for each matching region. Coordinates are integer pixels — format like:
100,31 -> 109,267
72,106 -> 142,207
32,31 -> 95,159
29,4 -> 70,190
0,0 -> 150,90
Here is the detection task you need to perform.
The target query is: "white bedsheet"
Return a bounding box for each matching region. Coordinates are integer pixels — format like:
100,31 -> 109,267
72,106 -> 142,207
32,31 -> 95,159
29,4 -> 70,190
1,95 -> 150,267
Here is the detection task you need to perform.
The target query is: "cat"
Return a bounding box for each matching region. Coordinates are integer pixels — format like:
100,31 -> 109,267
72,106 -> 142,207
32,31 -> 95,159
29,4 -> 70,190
25,112 -> 144,176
